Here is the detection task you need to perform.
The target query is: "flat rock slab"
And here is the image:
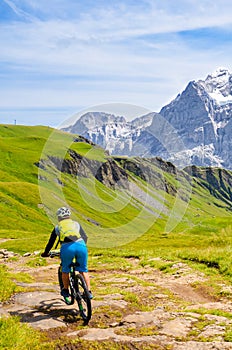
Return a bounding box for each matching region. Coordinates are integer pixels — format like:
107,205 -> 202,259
173,341 -> 232,350
122,310 -> 161,326
161,317 -> 192,337
13,291 -> 64,308
15,282 -> 59,291
28,316 -> 66,330
68,327 -> 169,344
3,291 -> 82,330
2,291 -> 128,331
78,327 -> 232,349
189,301 -> 232,312
93,299 -> 127,309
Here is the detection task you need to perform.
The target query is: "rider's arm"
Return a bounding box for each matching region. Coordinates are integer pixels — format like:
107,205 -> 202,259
80,224 -> 88,244
42,228 -> 57,256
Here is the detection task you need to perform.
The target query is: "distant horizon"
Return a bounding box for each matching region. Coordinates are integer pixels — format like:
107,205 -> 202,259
0,103 -> 154,128
0,106 -> 82,127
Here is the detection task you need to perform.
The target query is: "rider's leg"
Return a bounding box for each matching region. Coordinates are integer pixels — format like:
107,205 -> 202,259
60,242 -> 74,300
76,243 -> 93,297
62,272 -> 70,289
80,271 -> 91,290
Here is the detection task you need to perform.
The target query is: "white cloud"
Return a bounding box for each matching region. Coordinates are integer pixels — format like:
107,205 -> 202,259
2,0 -> 38,21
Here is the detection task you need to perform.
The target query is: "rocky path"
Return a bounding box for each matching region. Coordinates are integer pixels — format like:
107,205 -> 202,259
1,252 -> 232,349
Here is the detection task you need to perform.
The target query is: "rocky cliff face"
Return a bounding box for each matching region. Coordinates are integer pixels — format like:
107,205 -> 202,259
62,68 -> 232,170
39,149 -> 232,208
157,68 -> 232,168
44,150 -> 129,190
184,165 -> 232,206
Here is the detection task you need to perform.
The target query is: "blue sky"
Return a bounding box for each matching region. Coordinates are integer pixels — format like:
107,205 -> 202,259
1,0 -> 232,127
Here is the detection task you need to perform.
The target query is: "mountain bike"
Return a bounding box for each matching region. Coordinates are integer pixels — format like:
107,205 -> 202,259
49,250 -> 92,324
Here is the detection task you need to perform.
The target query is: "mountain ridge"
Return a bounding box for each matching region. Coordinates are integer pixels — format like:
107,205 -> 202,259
63,68 -> 232,169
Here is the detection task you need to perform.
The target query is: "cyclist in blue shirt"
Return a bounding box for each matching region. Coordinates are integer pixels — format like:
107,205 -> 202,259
41,207 -> 93,303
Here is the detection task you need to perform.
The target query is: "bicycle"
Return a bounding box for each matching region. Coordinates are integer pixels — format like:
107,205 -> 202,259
49,250 -> 92,324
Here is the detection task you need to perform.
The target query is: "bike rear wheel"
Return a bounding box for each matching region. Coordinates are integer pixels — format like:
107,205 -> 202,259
75,274 -> 92,323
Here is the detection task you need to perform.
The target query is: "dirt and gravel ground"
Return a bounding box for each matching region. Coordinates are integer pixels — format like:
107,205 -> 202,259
1,252 -> 232,349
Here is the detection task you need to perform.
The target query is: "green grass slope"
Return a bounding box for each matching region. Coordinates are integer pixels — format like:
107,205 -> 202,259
0,124 -> 232,281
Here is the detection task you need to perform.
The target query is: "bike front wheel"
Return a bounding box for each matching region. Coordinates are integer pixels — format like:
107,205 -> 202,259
75,274 -> 92,323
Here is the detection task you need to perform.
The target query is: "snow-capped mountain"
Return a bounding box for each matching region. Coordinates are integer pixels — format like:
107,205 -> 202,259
63,111 -> 155,155
156,67 -> 232,168
199,68 -> 232,104
63,68 -> 232,169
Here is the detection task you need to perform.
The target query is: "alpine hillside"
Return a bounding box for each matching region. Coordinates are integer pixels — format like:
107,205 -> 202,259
63,68 -> 232,169
0,124 -> 232,253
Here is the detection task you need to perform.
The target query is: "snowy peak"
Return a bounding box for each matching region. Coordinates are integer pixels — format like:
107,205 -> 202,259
62,67 -> 232,169
198,67 -> 232,105
208,67 -> 230,80
76,112 -> 126,129
131,113 -> 154,128
63,112 -> 127,135
63,111 -> 154,155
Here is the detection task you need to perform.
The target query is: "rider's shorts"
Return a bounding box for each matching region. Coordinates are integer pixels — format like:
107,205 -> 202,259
60,239 -> 88,273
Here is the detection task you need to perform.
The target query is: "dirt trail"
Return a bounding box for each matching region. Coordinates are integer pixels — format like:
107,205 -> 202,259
1,254 -> 232,349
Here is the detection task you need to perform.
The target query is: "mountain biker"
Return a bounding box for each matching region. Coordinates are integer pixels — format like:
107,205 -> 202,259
41,207 -> 93,304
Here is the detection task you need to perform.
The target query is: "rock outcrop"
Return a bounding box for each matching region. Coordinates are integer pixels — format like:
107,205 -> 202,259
37,149 -> 232,208
44,150 -> 129,189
